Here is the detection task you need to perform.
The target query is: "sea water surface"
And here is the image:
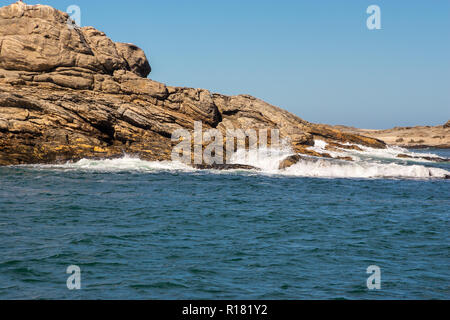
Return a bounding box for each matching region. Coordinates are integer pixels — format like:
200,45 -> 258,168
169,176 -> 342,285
0,144 -> 449,299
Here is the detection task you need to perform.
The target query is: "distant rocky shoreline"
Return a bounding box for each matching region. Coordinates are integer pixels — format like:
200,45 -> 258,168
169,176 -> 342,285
333,122 -> 450,149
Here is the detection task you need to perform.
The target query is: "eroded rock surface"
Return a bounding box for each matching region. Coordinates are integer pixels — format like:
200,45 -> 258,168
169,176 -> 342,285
0,2 -> 386,166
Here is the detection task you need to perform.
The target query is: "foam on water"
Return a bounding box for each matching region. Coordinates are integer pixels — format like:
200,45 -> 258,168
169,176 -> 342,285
228,144 -> 449,179
27,155 -> 194,173
22,142 -> 450,179
229,147 -> 294,172
309,140 -> 446,163
281,158 -> 448,179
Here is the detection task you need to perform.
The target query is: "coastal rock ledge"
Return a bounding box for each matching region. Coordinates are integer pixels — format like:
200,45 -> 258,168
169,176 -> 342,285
0,2 -> 385,166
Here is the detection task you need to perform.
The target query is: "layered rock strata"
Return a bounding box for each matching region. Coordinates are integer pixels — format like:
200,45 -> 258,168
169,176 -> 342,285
0,2 -> 386,166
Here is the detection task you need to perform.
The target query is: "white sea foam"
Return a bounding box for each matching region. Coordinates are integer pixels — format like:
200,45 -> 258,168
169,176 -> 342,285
24,144 -> 449,180
295,140 -> 449,178
308,140 -> 446,163
29,155 -> 194,173
281,157 -> 449,179
229,147 -> 294,172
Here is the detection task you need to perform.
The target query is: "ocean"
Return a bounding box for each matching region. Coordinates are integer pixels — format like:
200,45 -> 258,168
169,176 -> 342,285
0,144 -> 449,299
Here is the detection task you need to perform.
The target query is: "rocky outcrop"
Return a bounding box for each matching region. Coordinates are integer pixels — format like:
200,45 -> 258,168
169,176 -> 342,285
278,153 -> 353,170
0,3 -> 141,76
335,121 -> 450,149
0,2 -> 386,166
397,154 -> 449,163
279,155 -> 307,170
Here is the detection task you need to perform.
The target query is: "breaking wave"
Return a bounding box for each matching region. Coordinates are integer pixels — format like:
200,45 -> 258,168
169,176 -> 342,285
27,156 -> 194,173
22,142 -> 450,180
282,158 -> 448,179
228,144 -> 449,179
309,140 -> 447,163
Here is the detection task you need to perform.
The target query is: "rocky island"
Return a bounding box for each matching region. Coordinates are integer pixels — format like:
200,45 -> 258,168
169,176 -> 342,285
0,2 -> 445,168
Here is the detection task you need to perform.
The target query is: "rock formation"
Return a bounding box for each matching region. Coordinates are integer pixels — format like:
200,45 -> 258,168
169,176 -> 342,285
334,121 -> 450,149
396,153 -> 449,163
279,155 -> 308,170
0,2 -> 386,166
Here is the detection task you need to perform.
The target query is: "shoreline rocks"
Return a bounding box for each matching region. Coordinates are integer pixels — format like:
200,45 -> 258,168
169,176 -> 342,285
192,164 -> 260,171
1,2 -> 388,166
397,154 -> 450,163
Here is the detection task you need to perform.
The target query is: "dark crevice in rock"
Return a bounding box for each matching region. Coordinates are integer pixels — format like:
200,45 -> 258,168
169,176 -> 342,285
154,130 -> 172,139
221,110 -> 240,116
91,120 -> 116,145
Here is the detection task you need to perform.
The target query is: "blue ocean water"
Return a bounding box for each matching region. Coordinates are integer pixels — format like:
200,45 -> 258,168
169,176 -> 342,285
0,148 -> 449,299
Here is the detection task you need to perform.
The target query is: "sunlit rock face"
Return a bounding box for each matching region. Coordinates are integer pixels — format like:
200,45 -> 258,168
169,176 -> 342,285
0,2 -> 385,166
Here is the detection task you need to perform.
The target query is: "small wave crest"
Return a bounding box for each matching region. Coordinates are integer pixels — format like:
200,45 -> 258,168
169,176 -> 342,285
309,140 -> 447,163
28,155 -> 193,173
229,147 -> 294,172
282,157 -> 449,179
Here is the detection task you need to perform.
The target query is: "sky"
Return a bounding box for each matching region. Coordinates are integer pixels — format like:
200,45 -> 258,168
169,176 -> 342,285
23,0 -> 450,129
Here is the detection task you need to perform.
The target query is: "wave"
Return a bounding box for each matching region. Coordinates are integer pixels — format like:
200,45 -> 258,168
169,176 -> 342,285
281,157 -> 449,179
229,145 -> 449,179
21,143 -> 450,180
308,140 -> 446,163
229,147 -> 294,172
27,156 -> 194,173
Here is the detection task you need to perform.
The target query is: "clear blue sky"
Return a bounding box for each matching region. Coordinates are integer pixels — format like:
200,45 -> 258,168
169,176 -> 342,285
25,0 -> 450,129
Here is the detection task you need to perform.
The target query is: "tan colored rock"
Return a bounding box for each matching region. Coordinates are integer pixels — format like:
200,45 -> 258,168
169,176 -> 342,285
292,145 -> 332,158
325,141 -> 363,152
0,2 -> 387,166
165,87 -> 221,127
80,26 -> 127,74
0,1 -> 150,76
115,42 -> 151,78
335,156 -> 353,161
212,94 -> 314,146
120,79 -> 168,99
34,72 -> 93,90
0,118 -> 8,131
397,153 -> 449,162
279,154 -> 305,170
308,124 -> 385,148
336,123 -> 450,149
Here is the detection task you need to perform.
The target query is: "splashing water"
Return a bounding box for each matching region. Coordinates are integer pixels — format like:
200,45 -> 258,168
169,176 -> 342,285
16,142 -> 450,179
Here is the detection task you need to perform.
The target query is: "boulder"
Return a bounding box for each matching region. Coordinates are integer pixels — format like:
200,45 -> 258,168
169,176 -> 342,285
115,42 -> 151,78
0,1 -> 150,76
279,154 -> 305,170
